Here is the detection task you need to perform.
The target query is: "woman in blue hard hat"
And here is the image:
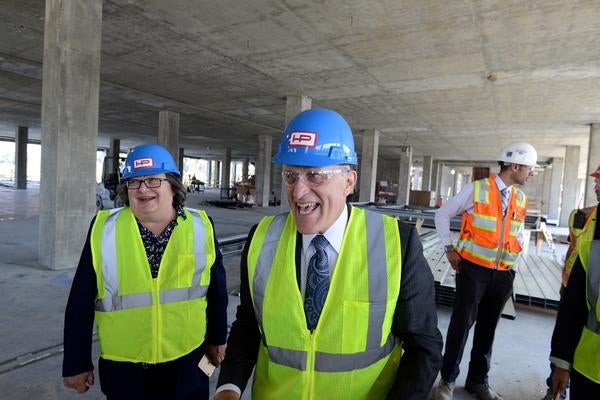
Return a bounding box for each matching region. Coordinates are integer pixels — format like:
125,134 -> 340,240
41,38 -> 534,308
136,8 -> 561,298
62,143 -> 228,400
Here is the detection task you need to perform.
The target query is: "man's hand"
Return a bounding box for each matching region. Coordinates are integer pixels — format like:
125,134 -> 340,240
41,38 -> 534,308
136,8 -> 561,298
214,390 -> 241,400
63,370 -> 94,394
446,250 -> 462,272
205,344 -> 226,367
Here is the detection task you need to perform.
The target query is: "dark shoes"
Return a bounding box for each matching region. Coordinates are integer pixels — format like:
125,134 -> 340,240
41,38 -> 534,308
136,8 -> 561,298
464,382 -> 503,400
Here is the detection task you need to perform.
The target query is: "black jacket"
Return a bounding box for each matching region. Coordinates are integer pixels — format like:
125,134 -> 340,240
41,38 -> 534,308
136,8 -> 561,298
217,208 -> 443,399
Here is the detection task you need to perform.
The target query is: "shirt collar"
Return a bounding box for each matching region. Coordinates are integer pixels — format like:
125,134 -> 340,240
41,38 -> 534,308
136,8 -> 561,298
495,174 -> 510,193
302,205 -> 348,254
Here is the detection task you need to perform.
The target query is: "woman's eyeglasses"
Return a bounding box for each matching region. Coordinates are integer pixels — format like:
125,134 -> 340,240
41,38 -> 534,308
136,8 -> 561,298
126,177 -> 167,190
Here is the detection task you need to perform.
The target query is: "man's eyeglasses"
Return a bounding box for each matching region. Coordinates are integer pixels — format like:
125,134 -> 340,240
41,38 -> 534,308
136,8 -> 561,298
126,177 -> 168,190
282,168 -> 349,186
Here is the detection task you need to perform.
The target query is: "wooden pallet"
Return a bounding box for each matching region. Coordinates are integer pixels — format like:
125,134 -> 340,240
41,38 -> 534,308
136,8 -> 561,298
421,232 -> 562,317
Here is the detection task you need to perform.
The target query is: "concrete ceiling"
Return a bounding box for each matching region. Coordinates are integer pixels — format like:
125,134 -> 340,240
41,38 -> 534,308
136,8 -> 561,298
1,0 -> 599,165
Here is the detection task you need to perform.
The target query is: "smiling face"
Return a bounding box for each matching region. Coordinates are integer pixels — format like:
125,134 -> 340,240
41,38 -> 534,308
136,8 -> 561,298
283,165 -> 357,234
127,173 -> 175,221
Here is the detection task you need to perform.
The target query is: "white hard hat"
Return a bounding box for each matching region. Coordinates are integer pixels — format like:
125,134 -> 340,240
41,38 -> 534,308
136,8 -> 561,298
498,141 -> 538,167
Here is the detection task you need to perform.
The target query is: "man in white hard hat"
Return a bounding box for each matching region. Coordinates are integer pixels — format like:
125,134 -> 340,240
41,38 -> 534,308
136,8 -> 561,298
433,142 -> 537,400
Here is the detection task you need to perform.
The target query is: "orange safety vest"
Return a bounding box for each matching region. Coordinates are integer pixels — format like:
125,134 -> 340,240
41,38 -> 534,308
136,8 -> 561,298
456,175 -> 527,270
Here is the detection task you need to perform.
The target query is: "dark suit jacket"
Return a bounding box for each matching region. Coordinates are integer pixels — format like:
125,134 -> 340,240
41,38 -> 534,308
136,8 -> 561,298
217,207 -> 443,399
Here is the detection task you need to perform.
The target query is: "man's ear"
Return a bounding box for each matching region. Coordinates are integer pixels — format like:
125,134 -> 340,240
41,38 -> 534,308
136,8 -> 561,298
346,170 -> 357,194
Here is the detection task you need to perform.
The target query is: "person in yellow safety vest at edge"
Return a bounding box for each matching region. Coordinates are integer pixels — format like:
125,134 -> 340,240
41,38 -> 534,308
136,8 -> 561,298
213,108 -> 443,400
548,165 -> 600,399
543,176 -> 597,400
62,143 -> 228,399
433,141 -> 538,400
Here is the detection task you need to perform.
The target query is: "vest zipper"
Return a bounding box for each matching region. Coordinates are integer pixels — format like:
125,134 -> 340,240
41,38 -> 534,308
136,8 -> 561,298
306,330 -> 316,400
152,279 -> 160,363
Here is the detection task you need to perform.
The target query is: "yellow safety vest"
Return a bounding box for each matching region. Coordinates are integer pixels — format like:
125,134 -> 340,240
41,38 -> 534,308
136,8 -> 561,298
573,207 -> 600,383
247,206 -> 402,400
91,207 -> 216,363
562,206 -> 596,287
457,176 -> 527,270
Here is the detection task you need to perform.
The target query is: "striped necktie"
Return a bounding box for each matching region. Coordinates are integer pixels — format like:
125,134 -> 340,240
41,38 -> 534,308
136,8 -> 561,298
304,235 -> 330,331
501,187 -> 509,215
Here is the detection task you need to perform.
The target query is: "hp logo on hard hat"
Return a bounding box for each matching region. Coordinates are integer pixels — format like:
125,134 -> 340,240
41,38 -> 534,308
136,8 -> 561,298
289,131 -> 317,147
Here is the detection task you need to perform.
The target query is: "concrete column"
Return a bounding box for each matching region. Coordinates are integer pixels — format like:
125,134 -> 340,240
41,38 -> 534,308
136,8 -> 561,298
15,126 -> 28,189
452,171 -> 459,197
546,158 -> 564,220
396,146 -> 413,205
560,146 -> 580,226
40,0 -> 102,270
109,139 -> 120,161
358,129 -> 379,202
222,148 -> 232,188
207,161 -> 213,187
439,164 -> 452,201
585,123 -> 600,206
242,158 -> 249,180
178,148 -> 185,176
433,161 -> 442,199
158,110 -> 180,164
216,161 -> 222,188
256,134 -> 272,207
280,95 -> 312,211
422,156 -> 433,191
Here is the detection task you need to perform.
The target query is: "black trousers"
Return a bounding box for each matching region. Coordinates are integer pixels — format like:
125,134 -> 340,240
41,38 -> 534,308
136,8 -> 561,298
570,368 -> 600,400
440,259 -> 515,384
98,346 -> 209,400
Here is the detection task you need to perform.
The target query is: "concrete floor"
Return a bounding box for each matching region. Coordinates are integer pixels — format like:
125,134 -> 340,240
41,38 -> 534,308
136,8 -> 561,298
0,185 -> 560,399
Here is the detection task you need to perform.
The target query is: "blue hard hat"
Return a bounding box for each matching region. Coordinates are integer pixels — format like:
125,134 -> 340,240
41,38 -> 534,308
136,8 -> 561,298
272,108 -> 358,167
122,144 -> 180,180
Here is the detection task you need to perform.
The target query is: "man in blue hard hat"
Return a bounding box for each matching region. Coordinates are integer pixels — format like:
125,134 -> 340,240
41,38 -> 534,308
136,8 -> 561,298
214,109 -> 442,399
63,143 -> 228,399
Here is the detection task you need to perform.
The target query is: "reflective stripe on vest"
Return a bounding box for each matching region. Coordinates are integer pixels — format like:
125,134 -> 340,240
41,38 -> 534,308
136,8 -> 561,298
95,208 -> 209,312
252,210 -> 395,372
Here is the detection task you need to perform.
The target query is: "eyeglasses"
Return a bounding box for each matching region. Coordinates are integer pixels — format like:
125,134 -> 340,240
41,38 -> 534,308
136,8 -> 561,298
126,177 -> 168,190
282,168 -> 349,186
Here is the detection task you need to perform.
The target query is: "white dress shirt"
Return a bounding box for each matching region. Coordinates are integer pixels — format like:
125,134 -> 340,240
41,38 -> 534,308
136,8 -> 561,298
299,205 -> 347,298
434,175 -> 525,248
